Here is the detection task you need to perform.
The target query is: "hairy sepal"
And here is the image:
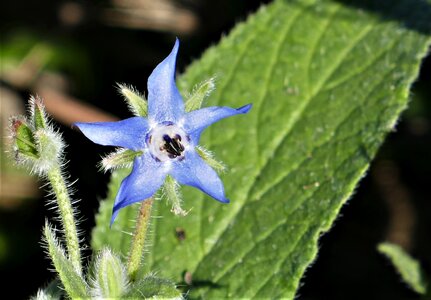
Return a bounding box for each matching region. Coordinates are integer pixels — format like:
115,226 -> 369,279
117,83 -> 148,117
100,148 -> 142,173
184,77 -> 215,112
195,145 -> 226,173
43,222 -> 88,298
163,175 -> 188,216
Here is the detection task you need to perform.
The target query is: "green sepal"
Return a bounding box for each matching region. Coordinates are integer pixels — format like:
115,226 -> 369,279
117,83 -> 148,117
195,145 -> 226,173
43,222 -> 88,298
185,77 -> 215,112
30,279 -> 63,300
12,118 -> 38,158
90,248 -> 129,298
163,175 -> 187,216
378,242 -> 429,295
31,96 -> 48,130
100,148 -> 142,172
125,273 -> 183,299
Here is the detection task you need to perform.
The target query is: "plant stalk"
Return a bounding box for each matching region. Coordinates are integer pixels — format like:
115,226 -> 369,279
47,165 -> 82,274
127,198 -> 153,281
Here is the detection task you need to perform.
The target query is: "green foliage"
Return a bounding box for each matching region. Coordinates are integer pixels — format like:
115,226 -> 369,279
89,248 -> 129,298
0,32 -> 91,90
92,0 -> 431,298
125,274 -> 183,299
378,242 -> 429,295
43,223 -> 88,298
91,167 -> 136,256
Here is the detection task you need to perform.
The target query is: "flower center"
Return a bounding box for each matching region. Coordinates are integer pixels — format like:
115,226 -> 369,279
147,123 -> 188,162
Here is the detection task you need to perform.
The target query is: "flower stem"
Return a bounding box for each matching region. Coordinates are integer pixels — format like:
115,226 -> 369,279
127,198 -> 153,281
47,166 -> 82,274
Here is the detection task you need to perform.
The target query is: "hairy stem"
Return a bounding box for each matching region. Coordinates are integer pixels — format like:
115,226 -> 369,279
47,166 -> 82,274
127,198 -> 153,281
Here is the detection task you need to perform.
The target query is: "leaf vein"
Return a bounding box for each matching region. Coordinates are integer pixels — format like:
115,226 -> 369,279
251,64 -> 396,202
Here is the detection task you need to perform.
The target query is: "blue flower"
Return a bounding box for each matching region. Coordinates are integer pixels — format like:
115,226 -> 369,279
75,39 -> 251,223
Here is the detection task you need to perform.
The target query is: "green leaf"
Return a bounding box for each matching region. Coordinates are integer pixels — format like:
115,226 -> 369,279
378,242 -> 429,295
126,274 -> 182,299
156,0 -> 431,298
43,222 -> 88,298
91,167 -> 138,257
92,0 -> 431,297
89,248 -> 129,298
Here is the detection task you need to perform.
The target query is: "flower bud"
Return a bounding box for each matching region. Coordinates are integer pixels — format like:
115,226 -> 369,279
90,248 -> 129,298
9,96 -> 65,175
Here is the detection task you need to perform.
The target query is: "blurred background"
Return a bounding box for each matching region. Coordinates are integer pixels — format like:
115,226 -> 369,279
0,1 -> 430,299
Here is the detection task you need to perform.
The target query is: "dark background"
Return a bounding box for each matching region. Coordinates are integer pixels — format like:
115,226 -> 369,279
1,1 -> 430,299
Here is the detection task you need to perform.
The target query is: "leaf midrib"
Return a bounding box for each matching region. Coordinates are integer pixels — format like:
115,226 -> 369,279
194,1 -> 375,276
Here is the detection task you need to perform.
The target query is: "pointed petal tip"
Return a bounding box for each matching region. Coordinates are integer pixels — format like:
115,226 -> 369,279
218,197 -> 230,204
169,37 -> 180,60
147,38 -> 184,122
109,209 -> 119,227
238,103 -> 253,113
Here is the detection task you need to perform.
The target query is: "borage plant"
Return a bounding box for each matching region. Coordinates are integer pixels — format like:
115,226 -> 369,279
7,0 -> 431,298
10,39 -> 251,299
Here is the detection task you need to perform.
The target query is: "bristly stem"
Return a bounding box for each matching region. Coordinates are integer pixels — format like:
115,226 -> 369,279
47,165 -> 82,274
127,198 -> 153,281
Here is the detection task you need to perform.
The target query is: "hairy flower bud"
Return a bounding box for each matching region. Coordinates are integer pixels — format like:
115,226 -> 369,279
9,96 -> 65,175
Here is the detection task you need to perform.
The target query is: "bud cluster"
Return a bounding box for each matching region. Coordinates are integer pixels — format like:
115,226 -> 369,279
9,96 -> 64,175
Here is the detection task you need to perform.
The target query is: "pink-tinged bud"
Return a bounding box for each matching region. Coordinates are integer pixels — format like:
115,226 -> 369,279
10,117 -> 38,158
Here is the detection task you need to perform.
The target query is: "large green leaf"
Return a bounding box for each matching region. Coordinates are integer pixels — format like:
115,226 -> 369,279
92,167 -> 136,257
92,0 -> 431,298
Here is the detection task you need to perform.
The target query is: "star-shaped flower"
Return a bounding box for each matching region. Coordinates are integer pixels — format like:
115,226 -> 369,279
75,39 -> 251,223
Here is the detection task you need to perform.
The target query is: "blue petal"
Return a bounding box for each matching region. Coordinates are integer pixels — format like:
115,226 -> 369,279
183,104 -> 252,144
147,38 -> 184,123
171,150 -> 229,203
74,117 -> 148,151
111,153 -> 167,225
